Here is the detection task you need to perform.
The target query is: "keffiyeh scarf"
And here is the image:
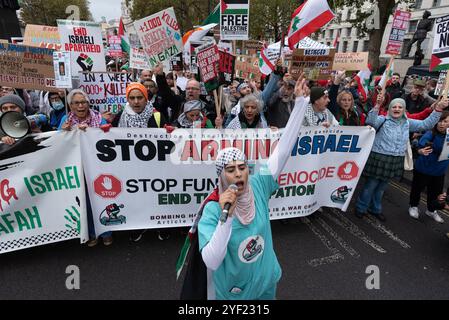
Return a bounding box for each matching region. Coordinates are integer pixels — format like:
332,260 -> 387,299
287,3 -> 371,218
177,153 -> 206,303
119,102 -> 154,128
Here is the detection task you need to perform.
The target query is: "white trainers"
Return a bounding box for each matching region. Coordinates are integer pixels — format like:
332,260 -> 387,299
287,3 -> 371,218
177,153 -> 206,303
409,207 -> 420,219
425,210 -> 444,223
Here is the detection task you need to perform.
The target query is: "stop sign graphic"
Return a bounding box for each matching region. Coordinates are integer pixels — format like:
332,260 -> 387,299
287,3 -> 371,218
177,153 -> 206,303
337,161 -> 359,181
94,174 -> 122,199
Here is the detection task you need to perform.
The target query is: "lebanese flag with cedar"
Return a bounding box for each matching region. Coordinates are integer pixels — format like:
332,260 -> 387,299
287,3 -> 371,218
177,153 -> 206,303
287,0 -> 335,50
354,66 -> 372,102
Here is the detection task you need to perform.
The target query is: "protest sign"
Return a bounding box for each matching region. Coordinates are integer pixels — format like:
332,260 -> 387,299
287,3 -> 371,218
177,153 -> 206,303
107,35 -> 123,57
80,127 -> 374,235
197,44 -> 220,91
134,7 -> 183,68
129,47 -> 151,70
0,131 -> 88,255
57,20 -> 106,74
290,48 -> 335,80
189,41 -> 204,75
385,10 -> 411,55
78,72 -> 133,114
0,43 -> 56,91
220,0 -> 250,40
219,50 -> 236,84
332,52 -> 369,71
53,51 -> 72,89
23,24 -> 62,51
170,53 -> 184,71
435,70 -> 448,97
430,14 -> 449,72
235,55 -> 261,79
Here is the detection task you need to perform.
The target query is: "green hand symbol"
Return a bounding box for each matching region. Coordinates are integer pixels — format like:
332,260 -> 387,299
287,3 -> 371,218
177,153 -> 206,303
64,206 -> 81,234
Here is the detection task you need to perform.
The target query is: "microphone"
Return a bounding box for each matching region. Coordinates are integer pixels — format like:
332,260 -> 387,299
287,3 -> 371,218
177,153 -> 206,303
220,184 -> 239,225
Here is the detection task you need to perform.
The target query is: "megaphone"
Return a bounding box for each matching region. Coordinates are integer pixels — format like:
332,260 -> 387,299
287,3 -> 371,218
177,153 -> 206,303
0,111 -> 31,139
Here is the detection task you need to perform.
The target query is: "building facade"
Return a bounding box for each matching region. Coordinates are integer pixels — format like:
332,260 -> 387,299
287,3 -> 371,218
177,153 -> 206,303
316,0 -> 449,74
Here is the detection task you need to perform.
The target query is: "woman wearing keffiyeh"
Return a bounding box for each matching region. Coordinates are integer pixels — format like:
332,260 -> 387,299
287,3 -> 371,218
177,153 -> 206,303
173,100 -> 214,129
188,77 -> 309,300
59,89 -> 106,131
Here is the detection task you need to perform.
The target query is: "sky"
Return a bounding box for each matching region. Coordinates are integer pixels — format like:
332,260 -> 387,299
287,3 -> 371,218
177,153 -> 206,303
89,0 -> 123,22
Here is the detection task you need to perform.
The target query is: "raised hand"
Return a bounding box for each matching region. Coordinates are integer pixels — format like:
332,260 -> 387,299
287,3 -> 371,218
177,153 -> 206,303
102,176 -> 113,190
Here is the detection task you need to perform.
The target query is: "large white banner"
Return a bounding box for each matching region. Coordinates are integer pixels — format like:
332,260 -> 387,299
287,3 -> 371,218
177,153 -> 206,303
134,7 -> 183,68
57,20 -> 107,74
81,127 -> 374,235
0,131 -> 88,254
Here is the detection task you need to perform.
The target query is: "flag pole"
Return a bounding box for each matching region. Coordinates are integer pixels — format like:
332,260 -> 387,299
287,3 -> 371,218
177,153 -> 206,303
381,55 -> 395,95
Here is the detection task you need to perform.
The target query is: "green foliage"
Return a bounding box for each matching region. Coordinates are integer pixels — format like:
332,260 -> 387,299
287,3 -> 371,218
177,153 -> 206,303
20,0 -> 93,26
130,0 -> 212,33
249,0 -> 298,41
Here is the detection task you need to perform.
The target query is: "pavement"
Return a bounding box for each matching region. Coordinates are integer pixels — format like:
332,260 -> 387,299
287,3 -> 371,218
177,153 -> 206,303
1,174 -> 449,300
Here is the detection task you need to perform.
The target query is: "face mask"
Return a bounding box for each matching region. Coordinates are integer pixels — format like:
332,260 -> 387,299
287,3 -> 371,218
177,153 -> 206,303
52,101 -> 65,111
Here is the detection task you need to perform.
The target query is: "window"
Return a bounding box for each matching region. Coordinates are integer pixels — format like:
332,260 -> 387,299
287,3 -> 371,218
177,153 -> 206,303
342,41 -> 348,53
363,40 -> 369,51
353,41 -> 359,52
402,39 -> 411,56
432,0 -> 441,6
409,20 -> 418,33
415,0 -> 422,9
334,29 -> 339,38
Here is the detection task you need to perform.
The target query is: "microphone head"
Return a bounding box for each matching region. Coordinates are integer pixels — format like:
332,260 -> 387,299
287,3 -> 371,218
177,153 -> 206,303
229,184 -> 239,191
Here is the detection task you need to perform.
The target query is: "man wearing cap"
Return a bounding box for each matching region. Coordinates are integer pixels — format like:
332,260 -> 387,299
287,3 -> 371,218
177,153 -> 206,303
402,79 -> 435,114
0,95 -> 27,145
266,79 -> 297,128
303,87 -> 338,127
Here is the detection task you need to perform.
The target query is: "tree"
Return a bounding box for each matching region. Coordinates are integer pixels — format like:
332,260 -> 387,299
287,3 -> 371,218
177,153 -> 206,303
129,0 -> 211,33
331,0 -> 414,73
20,0 -> 92,26
249,0 -> 298,41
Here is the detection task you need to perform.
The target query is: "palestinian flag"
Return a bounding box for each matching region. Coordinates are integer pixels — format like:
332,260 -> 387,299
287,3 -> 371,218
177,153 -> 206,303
220,0 -> 248,15
354,67 -> 372,102
430,51 -> 449,72
287,0 -> 335,50
118,17 -> 130,54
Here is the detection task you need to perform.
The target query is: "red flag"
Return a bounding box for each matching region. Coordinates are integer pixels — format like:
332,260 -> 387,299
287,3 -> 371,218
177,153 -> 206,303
333,29 -> 340,48
287,0 -> 335,50
118,17 -> 125,37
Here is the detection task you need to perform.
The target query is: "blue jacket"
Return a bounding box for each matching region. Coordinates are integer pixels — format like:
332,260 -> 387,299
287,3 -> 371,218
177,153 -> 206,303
415,131 -> 449,176
367,108 -> 441,156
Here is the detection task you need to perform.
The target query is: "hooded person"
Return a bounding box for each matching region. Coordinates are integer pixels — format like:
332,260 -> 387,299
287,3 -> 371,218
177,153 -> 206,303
173,100 -> 214,128
0,95 -> 27,145
112,82 -> 166,129
47,90 -> 67,130
355,96 -> 448,222
177,78 -> 309,300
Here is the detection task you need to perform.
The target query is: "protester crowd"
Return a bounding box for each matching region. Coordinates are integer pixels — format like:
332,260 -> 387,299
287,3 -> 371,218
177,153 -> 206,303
1,57 -> 449,249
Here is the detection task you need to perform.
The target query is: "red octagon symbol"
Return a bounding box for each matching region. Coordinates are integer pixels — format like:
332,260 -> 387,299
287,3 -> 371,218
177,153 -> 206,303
93,174 -> 122,199
337,161 -> 359,181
